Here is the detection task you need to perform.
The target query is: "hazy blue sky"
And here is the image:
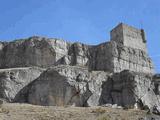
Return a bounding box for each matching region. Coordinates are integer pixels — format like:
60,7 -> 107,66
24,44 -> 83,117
0,0 -> 159,72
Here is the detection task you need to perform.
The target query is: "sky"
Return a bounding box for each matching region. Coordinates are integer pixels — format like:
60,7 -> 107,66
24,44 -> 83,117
0,0 -> 159,73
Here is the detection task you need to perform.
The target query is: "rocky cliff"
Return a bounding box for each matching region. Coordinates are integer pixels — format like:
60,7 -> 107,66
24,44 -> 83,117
0,23 -> 159,114
14,65 -> 110,106
0,35 -> 154,74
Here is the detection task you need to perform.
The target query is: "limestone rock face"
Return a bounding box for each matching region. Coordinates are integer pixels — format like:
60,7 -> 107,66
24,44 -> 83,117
0,67 -> 44,102
0,37 -> 70,68
100,70 -> 159,109
88,40 -> 154,74
68,43 -> 90,66
0,35 -> 154,74
88,42 -> 114,72
15,65 -> 110,106
13,68 -> 159,109
110,41 -> 154,73
0,23 -> 158,114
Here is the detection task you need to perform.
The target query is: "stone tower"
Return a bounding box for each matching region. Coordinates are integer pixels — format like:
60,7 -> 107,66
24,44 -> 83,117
109,23 -> 154,74
110,23 -> 147,52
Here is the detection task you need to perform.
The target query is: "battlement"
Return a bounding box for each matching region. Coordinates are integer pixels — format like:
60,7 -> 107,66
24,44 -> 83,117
110,23 -> 147,52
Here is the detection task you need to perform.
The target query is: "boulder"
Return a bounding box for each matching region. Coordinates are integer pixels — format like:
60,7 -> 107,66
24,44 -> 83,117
0,67 -> 44,102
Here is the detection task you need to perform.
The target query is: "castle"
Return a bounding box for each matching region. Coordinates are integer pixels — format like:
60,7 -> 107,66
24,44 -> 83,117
107,23 -> 154,73
0,23 -> 158,109
0,23 -> 154,74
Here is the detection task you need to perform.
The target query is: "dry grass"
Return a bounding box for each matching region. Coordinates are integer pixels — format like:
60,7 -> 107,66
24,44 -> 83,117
0,108 -> 9,114
97,116 -> 111,120
0,103 -> 159,120
91,107 -> 106,114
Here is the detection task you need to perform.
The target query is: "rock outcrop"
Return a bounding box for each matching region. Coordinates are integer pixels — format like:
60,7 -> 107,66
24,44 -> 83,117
0,37 -> 70,68
0,23 -> 158,114
88,41 -> 154,73
14,65 -> 110,106
0,67 -> 44,102
0,24 -> 154,74
100,70 -> 160,110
